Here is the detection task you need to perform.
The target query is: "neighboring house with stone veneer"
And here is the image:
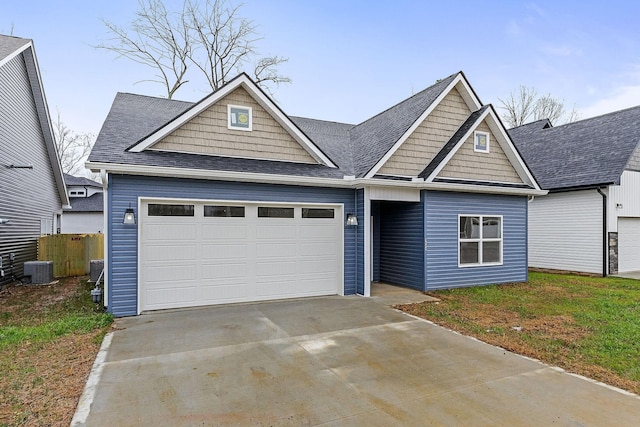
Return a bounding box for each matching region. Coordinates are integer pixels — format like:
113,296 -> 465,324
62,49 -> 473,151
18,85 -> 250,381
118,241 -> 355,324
0,35 -> 69,284
88,71 -> 544,317
510,108 -> 640,276
62,174 -> 104,234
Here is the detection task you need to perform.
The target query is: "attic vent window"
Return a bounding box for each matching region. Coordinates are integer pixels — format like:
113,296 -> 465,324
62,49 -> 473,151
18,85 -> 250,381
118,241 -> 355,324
474,131 -> 490,153
228,105 -> 252,131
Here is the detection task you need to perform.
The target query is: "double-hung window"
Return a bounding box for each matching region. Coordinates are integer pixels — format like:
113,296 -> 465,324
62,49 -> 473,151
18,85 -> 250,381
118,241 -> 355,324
459,215 -> 502,266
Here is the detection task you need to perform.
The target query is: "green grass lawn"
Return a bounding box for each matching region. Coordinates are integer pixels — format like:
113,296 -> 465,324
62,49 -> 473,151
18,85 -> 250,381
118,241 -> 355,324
398,272 -> 640,394
0,277 -> 113,426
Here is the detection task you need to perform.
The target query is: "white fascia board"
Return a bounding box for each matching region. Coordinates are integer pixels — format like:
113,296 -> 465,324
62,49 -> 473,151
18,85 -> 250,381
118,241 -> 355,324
127,74 -> 336,168
484,108 -> 543,191
454,77 -> 483,111
22,44 -> 70,207
0,39 -> 31,68
87,161 -> 547,196
364,73 -> 482,179
424,107 -> 491,182
86,161 -> 352,188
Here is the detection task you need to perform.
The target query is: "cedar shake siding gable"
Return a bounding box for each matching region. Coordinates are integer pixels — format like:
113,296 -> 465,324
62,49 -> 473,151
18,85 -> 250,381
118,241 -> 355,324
437,120 -> 524,184
150,87 -> 318,164
377,87 -> 472,177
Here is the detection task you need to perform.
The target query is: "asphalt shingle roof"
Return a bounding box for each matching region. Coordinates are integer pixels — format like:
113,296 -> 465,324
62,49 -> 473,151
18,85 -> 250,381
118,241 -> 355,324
65,192 -> 104,212
349,73 -> 458,177
509,107 -> 640,190
64,173 -> 101,188
90,72 -> 468,180
0,34 -> 29,62
89,93 -> 347,179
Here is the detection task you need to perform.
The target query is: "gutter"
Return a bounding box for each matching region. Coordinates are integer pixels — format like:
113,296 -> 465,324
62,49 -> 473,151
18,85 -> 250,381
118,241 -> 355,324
86,161 -> 548,197
596,188 -> 607,277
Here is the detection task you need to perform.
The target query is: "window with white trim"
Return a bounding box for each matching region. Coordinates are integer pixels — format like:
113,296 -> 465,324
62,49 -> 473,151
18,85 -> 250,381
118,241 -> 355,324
228,104 -> 252,131
474,131 -> 489,153
459,215 -> 502,266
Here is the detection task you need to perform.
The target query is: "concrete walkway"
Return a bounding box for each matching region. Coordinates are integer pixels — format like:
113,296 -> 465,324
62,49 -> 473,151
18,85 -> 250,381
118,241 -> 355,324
75,293 -> 640,426
615,271 -> 640,280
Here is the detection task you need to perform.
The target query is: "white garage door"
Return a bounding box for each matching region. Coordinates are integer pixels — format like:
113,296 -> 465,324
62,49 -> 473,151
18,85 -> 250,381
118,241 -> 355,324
139,200 -> 343,312
618,218 -> 640,273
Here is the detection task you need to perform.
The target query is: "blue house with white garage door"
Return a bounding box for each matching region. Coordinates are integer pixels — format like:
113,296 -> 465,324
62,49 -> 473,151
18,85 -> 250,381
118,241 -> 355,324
88,71 -> 545,317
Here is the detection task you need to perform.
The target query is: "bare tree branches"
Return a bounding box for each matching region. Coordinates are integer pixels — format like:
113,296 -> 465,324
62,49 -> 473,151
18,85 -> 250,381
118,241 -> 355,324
499,86 -> 538,128
96,0 -> 289,98
499,86 -> 581,128
52,112 -> 95,176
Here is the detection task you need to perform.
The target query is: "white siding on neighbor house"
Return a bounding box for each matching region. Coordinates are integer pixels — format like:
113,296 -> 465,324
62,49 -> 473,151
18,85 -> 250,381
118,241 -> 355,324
528,190 -> 604,274
61,213 -> 104,234
608,170 -> 640,232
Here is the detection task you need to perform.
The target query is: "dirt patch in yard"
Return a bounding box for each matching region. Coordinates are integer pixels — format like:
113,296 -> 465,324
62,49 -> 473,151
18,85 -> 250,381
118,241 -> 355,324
0,331 -> 104,425
0,277 -> 111,426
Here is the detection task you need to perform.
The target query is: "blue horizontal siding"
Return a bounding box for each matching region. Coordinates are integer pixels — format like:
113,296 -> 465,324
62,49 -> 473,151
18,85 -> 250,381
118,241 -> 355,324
424,191 -> 528,290
379,201 -> 424,290
108,174 -> 357,317
371,202 -> 381,282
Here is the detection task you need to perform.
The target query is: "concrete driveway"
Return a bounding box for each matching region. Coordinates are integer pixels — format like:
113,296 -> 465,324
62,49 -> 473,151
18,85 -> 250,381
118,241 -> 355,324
75,292 -> 640,426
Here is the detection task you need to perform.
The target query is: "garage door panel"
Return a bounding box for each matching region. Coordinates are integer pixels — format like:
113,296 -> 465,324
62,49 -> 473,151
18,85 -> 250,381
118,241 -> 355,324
146,245 -> 198,261
202,243 -> 247,259
200,283 -> 249,301
256,260 -> 297,276
201,262 -> 248,279
145,223 -> 198,240
256,224 -> 297,239
146,286 -> 198,306
145,264 -> 198,282
201,223 -> 246,239
299,242 -> 338,256
256,242 -> 297,257
299,224 -> 338,239
619,218 -> 640,273
140,200 -> 342,312
298,258 -> 338,274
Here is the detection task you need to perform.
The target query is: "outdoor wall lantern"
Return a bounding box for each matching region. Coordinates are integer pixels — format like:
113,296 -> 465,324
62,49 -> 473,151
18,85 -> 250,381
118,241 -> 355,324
346,213 -> 358,226
123,203 -> 136,225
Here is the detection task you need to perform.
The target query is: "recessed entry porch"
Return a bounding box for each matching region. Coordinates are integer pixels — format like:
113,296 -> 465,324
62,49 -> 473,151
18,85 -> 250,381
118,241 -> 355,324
368,186 -> 425,293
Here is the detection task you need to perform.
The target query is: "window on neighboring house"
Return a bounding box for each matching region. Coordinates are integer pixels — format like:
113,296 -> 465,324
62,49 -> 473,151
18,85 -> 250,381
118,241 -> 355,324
474,131 -> 490,153
228,104 -> 252,131
40,218 -> 53,236
70,190 -> 86,197
459,215 -> 502,266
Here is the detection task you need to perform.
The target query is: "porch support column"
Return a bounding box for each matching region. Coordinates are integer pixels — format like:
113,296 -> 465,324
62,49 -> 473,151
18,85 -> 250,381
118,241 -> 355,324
363,186 -> 371,297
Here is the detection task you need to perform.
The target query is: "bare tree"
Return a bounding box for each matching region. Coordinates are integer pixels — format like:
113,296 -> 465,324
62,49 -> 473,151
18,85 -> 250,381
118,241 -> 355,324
499,86 -> 580,127
97,0 -> 191,99
53,112 -> 95,176
97,0 -> 289,98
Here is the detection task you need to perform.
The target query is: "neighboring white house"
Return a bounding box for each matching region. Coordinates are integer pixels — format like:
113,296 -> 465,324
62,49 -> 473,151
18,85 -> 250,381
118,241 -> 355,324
510,110 -> 640,276
62,173 -> 103,234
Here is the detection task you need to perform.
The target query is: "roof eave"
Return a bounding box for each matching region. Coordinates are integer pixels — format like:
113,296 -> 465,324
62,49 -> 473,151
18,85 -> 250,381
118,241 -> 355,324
21,43 -> 69,206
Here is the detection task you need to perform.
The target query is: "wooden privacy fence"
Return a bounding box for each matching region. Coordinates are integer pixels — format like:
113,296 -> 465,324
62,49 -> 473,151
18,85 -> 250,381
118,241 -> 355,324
38,234 -> 104,278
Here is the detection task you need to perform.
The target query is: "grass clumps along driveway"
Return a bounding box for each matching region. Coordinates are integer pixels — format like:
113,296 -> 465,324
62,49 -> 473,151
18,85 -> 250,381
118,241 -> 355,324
398,272 -> 640,395
0,276 -> 112,426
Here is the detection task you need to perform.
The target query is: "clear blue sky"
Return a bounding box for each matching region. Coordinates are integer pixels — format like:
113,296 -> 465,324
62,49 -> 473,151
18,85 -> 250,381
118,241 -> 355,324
3,1 -> 640,137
